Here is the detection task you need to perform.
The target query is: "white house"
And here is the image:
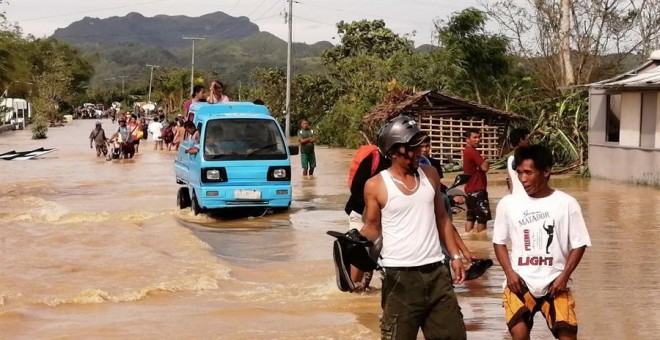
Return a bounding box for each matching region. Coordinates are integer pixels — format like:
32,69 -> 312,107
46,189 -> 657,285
588,51 -> 660,185
1,98 -> 31,127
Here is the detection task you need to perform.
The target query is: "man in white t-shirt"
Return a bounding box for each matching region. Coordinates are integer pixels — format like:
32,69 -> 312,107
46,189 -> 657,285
148,117 -> 164,151
506,128 -> 529,195
493,144 -> 591,340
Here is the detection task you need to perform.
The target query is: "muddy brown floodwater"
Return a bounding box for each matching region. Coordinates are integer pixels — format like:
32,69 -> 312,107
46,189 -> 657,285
1,119 -> 659,339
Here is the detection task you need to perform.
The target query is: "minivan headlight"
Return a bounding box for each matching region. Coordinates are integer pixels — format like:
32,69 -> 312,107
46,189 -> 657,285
267,166 -> 291,181
207,169 -> 220,180
201,167 -> 227,182
273,168 -> 287,178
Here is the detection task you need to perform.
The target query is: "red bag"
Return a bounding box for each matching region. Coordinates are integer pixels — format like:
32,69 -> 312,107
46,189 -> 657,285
161,126 -> 174,143
347,145 -> 380,189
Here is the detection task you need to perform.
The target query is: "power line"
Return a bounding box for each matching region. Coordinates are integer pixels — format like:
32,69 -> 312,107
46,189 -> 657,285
298,2 -> 430,26
16,0 -> 170,22
293,15 -> 334,27
254,0 -> 282,21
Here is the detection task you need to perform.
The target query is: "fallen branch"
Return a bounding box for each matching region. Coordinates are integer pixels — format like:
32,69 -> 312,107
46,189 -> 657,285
552,162 -> 584,174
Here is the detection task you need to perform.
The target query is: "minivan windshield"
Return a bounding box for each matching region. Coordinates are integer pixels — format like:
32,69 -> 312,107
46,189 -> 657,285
203,118 -> 287,160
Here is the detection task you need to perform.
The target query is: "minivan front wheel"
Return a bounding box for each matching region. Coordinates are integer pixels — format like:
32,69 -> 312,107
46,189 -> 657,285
177,187 -> 191,209
191,192 -> 204,216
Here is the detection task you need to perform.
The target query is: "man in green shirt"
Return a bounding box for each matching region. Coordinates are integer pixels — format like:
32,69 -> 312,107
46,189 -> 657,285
297,119 -> 317,177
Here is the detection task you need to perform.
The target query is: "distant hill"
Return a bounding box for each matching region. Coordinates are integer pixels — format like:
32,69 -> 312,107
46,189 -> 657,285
416,44 -> 440,52
52,12 -> 260,48
51,12 -> 334,88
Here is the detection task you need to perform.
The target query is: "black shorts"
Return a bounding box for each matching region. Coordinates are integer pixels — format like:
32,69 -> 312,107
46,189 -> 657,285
466,190 -> 492,224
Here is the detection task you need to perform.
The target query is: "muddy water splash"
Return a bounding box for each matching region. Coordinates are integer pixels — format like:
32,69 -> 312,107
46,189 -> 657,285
1,119 -> 659,339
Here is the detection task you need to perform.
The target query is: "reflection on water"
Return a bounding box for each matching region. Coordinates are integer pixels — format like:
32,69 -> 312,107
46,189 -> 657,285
0,119 -> 659,339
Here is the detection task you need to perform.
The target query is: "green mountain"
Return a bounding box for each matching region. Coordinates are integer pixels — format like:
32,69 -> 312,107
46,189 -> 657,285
52,12 -> 260,48
51,12 -> 334,88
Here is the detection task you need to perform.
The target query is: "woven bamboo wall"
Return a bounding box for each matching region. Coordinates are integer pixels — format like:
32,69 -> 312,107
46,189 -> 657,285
417,115 -> 501,163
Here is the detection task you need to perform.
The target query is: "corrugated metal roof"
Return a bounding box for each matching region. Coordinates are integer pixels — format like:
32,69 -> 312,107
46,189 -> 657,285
605,69 -> 660,86
591,60 -> 660,88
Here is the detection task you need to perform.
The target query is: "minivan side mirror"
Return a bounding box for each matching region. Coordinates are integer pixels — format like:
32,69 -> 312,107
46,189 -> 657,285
288,145 -> 299,156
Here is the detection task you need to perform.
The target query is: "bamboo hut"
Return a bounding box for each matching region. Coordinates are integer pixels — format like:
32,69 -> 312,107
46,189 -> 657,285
364,90 -> 527,163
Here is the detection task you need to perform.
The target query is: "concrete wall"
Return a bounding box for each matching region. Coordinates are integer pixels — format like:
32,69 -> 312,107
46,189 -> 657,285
589,144 -> 660,185
589,89 -> 660,185
620,92 -> 642,147
656,95 -> 660,148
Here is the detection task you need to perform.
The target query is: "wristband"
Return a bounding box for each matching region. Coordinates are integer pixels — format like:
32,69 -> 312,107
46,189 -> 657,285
451,254 -> 462,261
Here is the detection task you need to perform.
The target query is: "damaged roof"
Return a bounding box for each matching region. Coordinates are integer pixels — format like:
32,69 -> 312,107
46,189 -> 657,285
363,90 -> 526,124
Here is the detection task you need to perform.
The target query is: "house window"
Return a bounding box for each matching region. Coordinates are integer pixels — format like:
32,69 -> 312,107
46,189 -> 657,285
606,94 -> 621,142
640,92 -> 657,148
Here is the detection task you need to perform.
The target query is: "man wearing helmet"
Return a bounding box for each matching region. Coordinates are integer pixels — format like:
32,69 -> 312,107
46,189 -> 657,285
108,118 -> 135,159
359,116 -> 467,339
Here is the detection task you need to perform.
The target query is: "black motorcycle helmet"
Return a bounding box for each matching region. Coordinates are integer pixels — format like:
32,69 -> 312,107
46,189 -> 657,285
377,115 -> 425,158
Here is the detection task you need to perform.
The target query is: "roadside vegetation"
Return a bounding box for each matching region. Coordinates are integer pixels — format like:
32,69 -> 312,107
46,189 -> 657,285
1,0 -> 658,168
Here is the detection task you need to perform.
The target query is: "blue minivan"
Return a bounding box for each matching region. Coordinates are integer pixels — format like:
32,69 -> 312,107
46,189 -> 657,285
174,102 -> 298,215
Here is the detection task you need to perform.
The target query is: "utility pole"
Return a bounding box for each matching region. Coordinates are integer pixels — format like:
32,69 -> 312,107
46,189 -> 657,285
118,75 -> 128,94
146,64 -> 160,105
182,37 -> 205,97
285,0 -> 293,139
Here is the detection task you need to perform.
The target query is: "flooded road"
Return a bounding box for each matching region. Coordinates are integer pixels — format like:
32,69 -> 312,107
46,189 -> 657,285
1,119 -> 659,339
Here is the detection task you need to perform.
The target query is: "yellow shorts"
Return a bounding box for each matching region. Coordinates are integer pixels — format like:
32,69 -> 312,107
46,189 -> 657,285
503,287 -> 578,337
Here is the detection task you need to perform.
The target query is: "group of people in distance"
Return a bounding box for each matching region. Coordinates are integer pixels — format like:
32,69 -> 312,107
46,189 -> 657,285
88,80 -> 233,160
88,112 -> 189,160
342,115 -> 590,340
88,114 -> 150,160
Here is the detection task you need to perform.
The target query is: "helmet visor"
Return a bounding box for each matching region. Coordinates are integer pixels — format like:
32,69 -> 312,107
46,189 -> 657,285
407,132 -> 428,147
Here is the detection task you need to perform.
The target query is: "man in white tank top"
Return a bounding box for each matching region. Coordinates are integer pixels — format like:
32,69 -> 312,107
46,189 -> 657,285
506,128 -> 529,195
359,116 -> 467,340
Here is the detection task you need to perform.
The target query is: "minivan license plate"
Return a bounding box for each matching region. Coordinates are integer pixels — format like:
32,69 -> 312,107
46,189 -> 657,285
234,189 -> 261,200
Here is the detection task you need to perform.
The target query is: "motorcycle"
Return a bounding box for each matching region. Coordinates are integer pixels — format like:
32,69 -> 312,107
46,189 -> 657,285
446,173 -> 470,215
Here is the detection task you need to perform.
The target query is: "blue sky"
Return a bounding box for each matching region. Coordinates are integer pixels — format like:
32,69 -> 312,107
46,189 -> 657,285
4,0 -> 482,46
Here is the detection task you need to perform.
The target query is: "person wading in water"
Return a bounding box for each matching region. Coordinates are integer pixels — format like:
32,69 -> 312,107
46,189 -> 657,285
358,115 -> 467,340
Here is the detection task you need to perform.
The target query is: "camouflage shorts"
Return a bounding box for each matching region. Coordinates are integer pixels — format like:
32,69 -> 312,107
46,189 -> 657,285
466,190 -> 492,224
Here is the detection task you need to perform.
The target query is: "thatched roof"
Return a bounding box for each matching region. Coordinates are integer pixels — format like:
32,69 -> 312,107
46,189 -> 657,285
364,90 -> 527,124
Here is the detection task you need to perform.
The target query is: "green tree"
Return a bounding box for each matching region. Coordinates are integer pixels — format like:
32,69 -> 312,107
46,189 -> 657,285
435,8 -> 510,104
291,73 -> 339,127
249,67 -> 287,120
23,39 -> 93,106
322,19 -> 413,66
315,20 -> 417,146
388,50 -> 447,91
152,67 -> 188,114
0,2 -> 22,93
